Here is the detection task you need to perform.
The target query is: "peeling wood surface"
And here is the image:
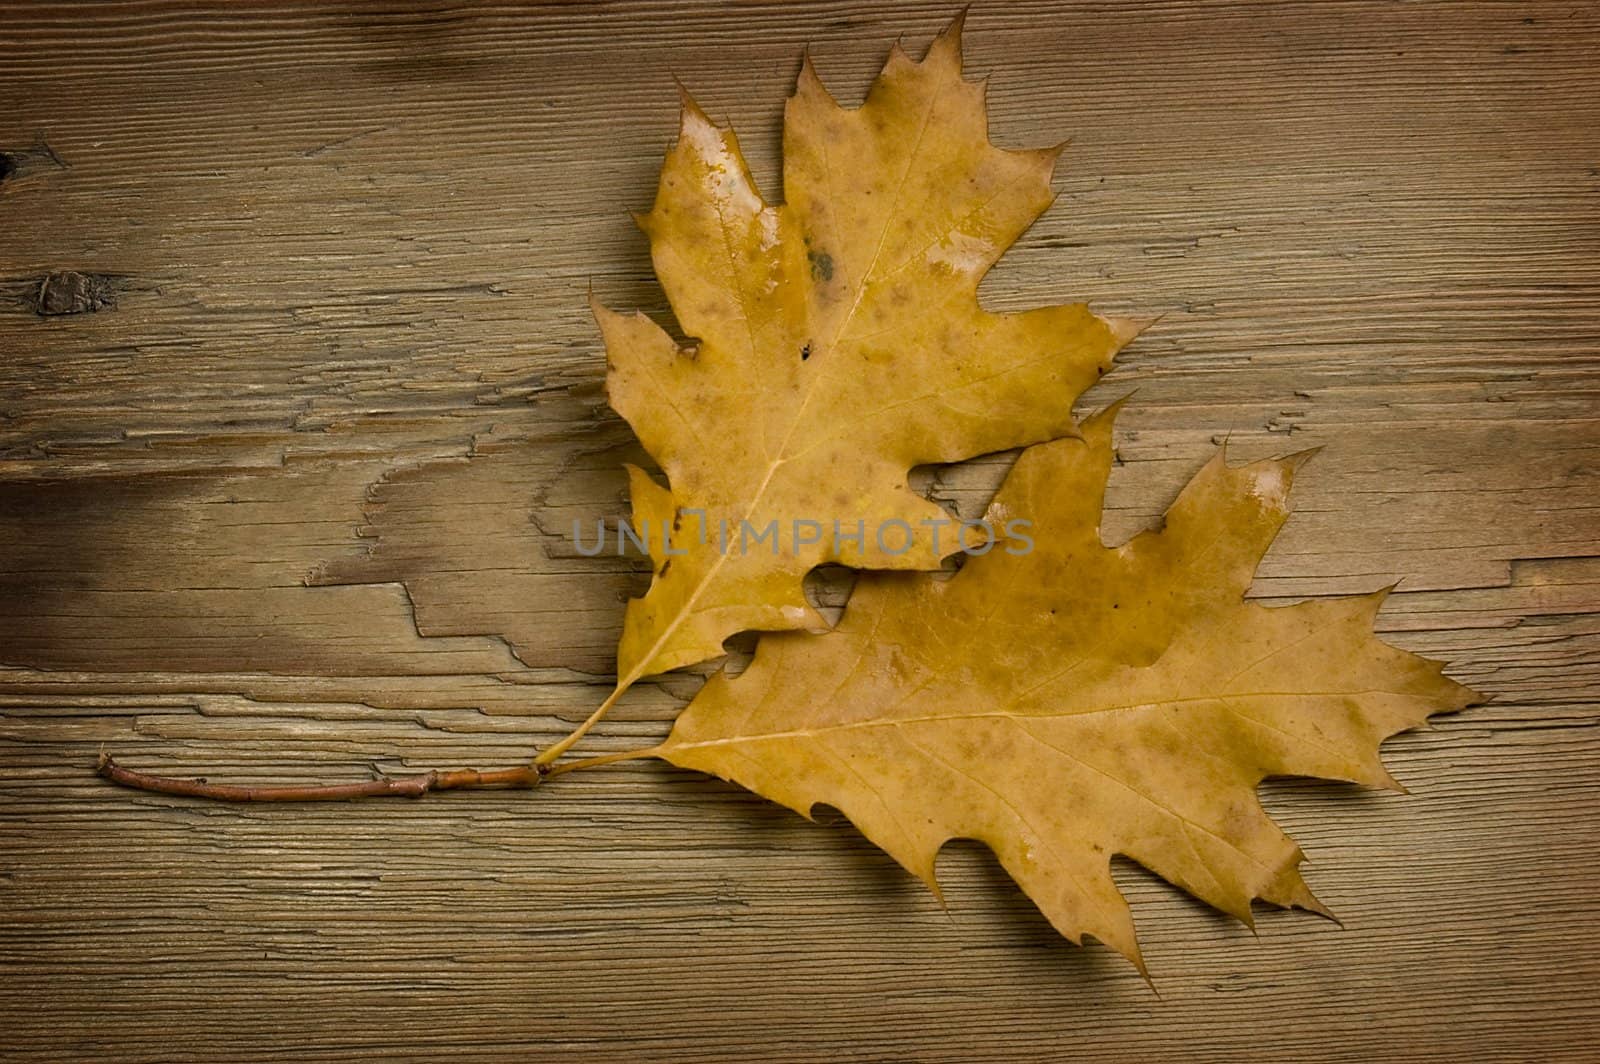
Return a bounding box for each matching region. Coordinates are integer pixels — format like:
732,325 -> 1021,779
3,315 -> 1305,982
1,1 -> 1597,1060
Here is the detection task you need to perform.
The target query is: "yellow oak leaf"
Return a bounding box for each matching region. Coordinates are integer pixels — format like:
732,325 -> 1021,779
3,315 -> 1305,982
658,405 -> 1480,970
597,17 -> 1141,684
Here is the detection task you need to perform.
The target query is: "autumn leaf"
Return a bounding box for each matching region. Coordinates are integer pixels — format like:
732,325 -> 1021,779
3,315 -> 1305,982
658,404 -> 1481,969
596,16 -> 1142,684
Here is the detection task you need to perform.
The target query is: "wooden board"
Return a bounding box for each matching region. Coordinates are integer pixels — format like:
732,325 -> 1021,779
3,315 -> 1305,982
2,1 -> 1597,1059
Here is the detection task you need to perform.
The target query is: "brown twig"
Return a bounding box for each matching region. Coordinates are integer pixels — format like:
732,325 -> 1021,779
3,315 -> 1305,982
96,752 -> 546,802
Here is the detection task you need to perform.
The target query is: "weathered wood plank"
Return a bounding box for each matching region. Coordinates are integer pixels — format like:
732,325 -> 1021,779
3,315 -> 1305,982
2,1 -> 1597,1060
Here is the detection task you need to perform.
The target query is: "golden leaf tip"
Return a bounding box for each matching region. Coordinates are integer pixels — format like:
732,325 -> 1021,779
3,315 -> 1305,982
1035,139 -> 1072,177
793,49 -> 840,109
1283,444 -> 1324,471
1127,943 -> 1152,985
1105,313 -> 1158,348
1298,891 -> 1340,925
937,8 -> 969,58
1357,582 -> 1399,623
1086,393 -> 1135,432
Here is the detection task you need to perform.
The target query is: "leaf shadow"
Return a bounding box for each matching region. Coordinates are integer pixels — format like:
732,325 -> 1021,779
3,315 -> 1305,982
795,805 -> 1151,987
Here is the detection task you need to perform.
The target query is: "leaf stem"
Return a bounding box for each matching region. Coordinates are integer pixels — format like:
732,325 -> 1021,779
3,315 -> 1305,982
542,744 -> 663,778
96,752 -> 546,801
532,677 -> 634,767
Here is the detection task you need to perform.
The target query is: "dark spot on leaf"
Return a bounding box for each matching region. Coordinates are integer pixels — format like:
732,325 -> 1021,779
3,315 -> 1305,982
801,341 -> 812,362
658,558 -> 672,578
808,249 -> 834,282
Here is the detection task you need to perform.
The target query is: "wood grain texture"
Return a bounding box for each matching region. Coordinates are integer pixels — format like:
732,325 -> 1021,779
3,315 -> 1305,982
1,1 -> 1596,1060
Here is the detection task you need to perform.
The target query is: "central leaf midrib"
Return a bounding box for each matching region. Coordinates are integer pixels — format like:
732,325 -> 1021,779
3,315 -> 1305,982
670,687 -> 1432,751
